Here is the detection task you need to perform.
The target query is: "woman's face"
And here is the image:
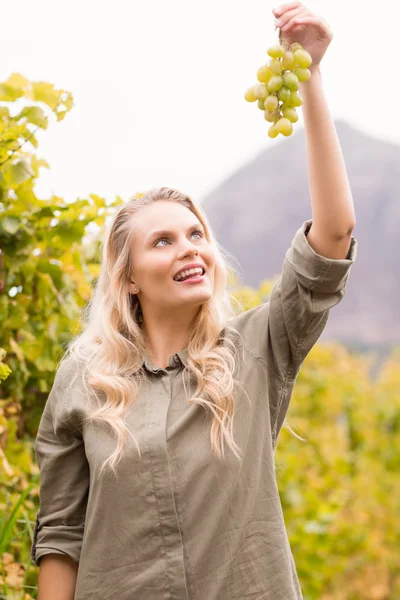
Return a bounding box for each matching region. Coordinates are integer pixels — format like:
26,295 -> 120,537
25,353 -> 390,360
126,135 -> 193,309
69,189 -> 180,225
129,201 -> 216,314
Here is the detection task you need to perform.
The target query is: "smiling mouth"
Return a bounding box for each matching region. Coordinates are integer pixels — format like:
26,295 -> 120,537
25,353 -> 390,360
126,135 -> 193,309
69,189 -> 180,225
174,271 -> 206,284
175,274 -> 205,283
173,268 -> 206,282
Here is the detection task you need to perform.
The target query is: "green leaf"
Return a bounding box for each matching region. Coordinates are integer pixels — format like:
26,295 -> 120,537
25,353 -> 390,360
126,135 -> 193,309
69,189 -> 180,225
16,105 -> 48,130
54,220 -> 86,245
0,216 -> 20,234
19,330 -> 44,363
0,477 -> 37,556
33,206 -> 54,218
0,83 -> 24,102
0,361 -> 12,381
0,296 -> 8,320
5,160 -> 34,186
28,132 -> 39,148
4,303 -> 28,329
32,157 -> 50,170
35,356 -> 56,372
30,155 -> 50,178
89,194 -> 107,208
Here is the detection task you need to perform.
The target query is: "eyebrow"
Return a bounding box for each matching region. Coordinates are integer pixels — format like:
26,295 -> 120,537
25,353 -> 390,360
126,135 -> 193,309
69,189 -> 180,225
146,223 -> 203,243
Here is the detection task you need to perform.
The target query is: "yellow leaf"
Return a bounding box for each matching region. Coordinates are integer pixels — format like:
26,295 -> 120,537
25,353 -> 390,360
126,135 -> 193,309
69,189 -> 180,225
6,73 -> 30,90
8,338 -> 25,362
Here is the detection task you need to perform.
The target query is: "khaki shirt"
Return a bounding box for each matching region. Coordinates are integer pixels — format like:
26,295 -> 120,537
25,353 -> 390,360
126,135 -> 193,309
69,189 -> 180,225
31,219 -> 357,600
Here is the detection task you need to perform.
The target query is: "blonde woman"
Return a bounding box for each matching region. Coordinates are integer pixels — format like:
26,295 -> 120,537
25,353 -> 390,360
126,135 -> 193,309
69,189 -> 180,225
31,2 -> 357,599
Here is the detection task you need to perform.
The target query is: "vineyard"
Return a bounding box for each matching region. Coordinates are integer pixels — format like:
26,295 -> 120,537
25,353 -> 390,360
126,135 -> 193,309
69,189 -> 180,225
0,74 -> 399,599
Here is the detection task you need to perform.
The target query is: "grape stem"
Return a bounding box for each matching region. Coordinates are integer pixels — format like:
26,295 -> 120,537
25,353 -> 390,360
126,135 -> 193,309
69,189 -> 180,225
275,26 -> 290,50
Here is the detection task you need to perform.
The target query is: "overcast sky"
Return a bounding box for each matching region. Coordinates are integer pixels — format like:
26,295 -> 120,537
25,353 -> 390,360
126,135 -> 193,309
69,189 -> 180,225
2,0 -> 398,206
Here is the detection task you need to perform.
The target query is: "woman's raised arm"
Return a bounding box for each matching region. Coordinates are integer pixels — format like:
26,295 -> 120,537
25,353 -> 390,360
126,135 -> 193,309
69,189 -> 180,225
274,1 -> 356,256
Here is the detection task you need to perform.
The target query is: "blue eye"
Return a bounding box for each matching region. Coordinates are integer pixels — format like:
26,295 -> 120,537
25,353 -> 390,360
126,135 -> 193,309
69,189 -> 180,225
155,229 -> 204,247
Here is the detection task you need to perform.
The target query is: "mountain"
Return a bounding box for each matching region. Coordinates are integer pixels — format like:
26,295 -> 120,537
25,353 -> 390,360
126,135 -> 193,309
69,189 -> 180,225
200,120 -> 400,353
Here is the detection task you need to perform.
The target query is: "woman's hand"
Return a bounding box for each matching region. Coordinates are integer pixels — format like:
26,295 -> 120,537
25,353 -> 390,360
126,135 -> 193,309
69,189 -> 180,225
272,1 -> 333,71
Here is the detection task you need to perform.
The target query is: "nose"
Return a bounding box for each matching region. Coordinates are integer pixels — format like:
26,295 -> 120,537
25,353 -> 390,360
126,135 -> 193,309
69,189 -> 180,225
178,237 -> 199,256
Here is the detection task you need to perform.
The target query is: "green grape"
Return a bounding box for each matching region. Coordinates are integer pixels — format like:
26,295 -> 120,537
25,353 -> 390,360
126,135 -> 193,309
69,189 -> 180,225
293,67 -> 311,82
244,86 -> 258,102
267,76 -> 283,93
282,72 -> 299,92
257,65 -> 273,83
276,117 -> 293,136
290,42 -> 303,53
254,82 -> 268,99
264,95 -> 279,111
289,91 -> 303,107
277,86 -> 291,103
282,50 -> 295,70
268,124 -> 280,138
282,107 -> 298,123
245,41 -> 310,139
264,108 -> 280,122
269,58 -> 283,75
293,49 -> 312,68
267,45 -> 285,59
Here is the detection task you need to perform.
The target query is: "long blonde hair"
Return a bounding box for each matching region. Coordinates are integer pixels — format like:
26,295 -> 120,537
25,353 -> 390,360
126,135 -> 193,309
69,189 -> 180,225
63,187 -> 250,477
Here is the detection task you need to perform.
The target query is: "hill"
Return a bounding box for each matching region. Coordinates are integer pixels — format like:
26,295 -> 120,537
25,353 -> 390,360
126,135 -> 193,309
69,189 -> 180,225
200,120 -> 400,353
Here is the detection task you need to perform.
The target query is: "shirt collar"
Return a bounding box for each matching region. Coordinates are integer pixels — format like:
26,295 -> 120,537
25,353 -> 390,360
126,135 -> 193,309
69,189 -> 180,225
142,347 -> 189,373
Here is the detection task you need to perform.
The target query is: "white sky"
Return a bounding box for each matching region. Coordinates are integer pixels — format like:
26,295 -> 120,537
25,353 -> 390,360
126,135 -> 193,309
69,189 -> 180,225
2,0 -> 399,205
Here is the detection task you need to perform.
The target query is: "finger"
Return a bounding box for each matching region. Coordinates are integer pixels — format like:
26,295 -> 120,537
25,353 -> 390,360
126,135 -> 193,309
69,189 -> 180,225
272,1 -> 303,17
291,14 -> 333,37
276,7 -> 309,29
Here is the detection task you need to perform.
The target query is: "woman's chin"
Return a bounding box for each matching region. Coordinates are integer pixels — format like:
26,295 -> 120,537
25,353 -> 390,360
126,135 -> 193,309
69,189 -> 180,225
174,281 -> 213,301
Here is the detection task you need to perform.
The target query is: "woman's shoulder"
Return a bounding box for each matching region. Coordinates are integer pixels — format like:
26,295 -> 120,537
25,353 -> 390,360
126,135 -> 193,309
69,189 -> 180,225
49,354 -> 91,425
53,353 -> 87,391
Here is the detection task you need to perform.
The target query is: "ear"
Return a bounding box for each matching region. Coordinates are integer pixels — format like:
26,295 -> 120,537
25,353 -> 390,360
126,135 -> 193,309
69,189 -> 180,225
128,280 -> 139,294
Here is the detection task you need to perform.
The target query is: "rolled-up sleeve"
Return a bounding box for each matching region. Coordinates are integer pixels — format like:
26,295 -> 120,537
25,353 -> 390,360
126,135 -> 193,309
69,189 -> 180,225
267,218 -> 357,381
31,361 -> 90,567
231,218 -> 357,382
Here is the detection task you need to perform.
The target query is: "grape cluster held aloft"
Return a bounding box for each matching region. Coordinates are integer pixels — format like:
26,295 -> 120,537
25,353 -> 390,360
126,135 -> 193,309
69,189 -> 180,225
245,43 -> 312,138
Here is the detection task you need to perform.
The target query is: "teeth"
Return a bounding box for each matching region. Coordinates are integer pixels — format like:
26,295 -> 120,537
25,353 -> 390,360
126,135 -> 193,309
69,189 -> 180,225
174,267 -> 203,281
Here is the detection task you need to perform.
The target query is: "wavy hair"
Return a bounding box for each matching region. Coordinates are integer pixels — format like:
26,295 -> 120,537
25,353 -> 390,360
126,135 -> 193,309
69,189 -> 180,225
63,187 -> 252,477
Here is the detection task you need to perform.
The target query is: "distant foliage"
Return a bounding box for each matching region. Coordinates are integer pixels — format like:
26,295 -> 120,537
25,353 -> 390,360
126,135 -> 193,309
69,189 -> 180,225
0,73 -> 121,598
1,73 -> 399,599
276,344 -> 400,600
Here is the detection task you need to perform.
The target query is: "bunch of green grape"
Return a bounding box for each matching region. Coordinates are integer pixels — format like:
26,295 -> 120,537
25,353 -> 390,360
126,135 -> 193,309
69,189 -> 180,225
244,42 -> 312,138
